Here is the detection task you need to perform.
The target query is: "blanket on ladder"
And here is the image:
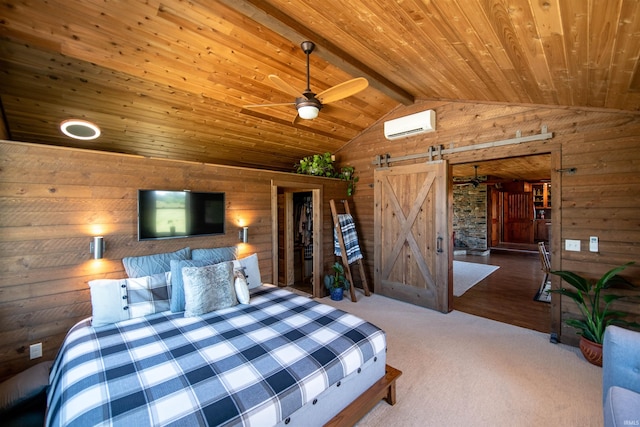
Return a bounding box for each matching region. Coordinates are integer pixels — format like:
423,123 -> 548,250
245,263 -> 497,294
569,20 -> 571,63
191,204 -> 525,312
334,213 -> 363,264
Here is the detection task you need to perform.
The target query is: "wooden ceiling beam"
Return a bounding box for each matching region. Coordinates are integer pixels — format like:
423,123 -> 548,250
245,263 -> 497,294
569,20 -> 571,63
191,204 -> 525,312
216,0 -> 414,106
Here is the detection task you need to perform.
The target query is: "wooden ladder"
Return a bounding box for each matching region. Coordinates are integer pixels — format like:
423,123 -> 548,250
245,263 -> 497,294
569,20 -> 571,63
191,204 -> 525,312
330,199 -> 371,302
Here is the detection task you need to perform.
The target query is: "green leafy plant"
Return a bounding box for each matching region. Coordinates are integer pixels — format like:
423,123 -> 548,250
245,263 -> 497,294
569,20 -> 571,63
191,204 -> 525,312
295,152 -> 335,177
338,166 -> 359,196
550,261 -> 640,344
324,262 -> 351,291
294,152 -> 359,196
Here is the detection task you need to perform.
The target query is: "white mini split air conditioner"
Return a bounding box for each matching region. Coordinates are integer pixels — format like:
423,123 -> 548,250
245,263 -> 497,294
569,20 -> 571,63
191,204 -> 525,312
383,110 -> 436,140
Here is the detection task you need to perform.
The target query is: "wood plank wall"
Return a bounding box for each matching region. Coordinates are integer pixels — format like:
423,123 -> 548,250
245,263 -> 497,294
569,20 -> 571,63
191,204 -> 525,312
0,141 -> 347,381
337,100 -> 640,345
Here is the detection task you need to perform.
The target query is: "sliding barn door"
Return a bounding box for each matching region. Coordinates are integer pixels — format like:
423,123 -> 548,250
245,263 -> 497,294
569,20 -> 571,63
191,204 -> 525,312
374,161 -> 451,313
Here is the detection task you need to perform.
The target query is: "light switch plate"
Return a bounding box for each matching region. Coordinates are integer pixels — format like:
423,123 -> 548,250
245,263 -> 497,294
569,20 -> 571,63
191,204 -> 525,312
589,236 -> 598,252
565,239 -> 581,252
30,343 -> 42,359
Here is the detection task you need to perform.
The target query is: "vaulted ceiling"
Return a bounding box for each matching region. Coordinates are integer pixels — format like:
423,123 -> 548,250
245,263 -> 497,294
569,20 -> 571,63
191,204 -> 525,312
1,0 -> 639,176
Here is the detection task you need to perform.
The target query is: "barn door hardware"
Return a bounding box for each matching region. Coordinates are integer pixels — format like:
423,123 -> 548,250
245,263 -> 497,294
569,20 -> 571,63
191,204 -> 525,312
373,125 -> 553,167
556,167 -> 577,174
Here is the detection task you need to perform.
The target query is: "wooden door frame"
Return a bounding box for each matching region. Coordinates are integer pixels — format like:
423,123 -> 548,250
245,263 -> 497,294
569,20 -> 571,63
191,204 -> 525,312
271,180 -> 323,297
447,143 -> 562,338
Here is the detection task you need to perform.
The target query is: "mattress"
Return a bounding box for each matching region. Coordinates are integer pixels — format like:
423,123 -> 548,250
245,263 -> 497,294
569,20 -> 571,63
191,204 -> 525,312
46,285 -> 386,426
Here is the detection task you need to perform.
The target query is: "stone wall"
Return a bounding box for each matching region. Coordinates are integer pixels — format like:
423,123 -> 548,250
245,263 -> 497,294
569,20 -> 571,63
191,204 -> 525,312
453,184 -> 488,250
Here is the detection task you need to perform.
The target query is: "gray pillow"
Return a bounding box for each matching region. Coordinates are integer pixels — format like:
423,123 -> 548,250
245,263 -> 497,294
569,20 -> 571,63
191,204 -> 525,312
169,259 -> 217,313
182,261 -> 237,317
0,360 -> 52,415
191,246 -> 237,262
122,247 -> 191,278
126,273 -> 171,318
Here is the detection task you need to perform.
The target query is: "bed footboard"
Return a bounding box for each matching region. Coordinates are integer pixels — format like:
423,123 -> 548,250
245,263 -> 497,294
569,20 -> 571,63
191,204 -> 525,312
325,364 -> 402,427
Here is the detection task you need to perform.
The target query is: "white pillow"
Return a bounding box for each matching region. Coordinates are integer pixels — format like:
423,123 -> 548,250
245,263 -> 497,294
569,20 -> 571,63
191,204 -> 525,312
234,272 -> 250,304
233,253 -> 262,289
88,279 -> 129,327
88,272 -> 171,327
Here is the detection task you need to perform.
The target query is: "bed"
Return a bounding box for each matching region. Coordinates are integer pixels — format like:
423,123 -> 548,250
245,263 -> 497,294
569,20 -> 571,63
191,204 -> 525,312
46,283 -> 394,426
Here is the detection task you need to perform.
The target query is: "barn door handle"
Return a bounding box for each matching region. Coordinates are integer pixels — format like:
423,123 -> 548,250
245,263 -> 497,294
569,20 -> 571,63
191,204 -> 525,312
436,236 -> 443,253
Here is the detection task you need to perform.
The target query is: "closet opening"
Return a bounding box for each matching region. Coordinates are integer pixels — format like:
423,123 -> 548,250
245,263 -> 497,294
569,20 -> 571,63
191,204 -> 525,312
291,192 -> 314,294
271,180 -> 322,298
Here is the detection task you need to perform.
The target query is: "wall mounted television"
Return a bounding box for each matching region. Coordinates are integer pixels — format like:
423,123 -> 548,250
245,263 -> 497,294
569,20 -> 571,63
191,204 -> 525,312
138,190 -> 225,240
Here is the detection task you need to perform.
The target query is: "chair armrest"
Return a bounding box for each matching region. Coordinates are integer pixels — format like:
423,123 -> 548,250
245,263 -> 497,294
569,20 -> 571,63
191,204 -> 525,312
603,325 -> 640,404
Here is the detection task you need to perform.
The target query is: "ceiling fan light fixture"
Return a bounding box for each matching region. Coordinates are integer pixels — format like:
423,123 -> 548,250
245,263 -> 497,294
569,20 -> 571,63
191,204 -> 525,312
60,119 -> 101,140
297,105 -> 319,120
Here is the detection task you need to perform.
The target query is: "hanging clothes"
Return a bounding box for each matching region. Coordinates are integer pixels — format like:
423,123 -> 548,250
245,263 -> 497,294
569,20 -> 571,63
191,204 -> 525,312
295,197 -> 313,248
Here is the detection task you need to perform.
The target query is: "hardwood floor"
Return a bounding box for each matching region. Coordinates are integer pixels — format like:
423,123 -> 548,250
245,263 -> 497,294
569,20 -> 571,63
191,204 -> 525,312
453,251 -> 551,333
289,249 -> 551,334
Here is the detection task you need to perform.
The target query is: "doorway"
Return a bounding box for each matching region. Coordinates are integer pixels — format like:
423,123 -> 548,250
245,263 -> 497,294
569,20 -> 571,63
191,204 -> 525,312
291,192 -> 314,294
451,154 -> 555,333
270,180 -> 323,297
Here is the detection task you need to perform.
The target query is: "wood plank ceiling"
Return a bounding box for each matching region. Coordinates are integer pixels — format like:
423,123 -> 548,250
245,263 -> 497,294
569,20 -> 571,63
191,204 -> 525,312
1,0 -> 639,176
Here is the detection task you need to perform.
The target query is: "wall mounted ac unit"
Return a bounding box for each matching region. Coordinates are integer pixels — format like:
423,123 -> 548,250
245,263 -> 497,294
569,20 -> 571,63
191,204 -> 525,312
383,110 -> 436,140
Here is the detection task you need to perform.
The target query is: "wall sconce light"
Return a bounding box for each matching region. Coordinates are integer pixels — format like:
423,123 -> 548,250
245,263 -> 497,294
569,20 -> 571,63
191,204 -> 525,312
90,236 -> 105,259
239,226 -> 249,244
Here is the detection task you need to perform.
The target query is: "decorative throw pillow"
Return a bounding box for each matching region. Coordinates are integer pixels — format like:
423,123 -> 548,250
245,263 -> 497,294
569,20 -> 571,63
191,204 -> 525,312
191,246 -> 237,263
182,261 -> 237,317
169,259 -> 218,313
233,253 -> 262,289
88,279 -> 130,327
122,247 -> 191,278
88,272 -> 171,327
126,272 -> 171,318
234,271 -> 250,304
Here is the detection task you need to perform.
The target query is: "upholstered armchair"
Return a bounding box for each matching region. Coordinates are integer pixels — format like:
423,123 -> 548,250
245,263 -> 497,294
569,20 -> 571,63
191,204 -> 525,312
603,326 -> 640,427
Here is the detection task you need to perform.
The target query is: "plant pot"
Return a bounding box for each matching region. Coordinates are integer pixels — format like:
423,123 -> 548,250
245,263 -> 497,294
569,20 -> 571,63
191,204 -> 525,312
579,336 -> 603,367
330,287 -> 344,301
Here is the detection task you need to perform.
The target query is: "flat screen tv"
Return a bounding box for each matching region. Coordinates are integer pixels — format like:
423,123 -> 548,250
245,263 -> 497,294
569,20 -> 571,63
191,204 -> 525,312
138,190 -> 225,240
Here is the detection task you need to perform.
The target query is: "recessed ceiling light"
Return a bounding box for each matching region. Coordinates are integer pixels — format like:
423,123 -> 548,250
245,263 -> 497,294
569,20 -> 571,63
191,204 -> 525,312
60,119 -> 101,140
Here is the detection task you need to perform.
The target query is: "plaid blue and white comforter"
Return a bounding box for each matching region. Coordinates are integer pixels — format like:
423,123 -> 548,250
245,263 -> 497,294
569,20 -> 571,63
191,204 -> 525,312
46,286 -> 386,427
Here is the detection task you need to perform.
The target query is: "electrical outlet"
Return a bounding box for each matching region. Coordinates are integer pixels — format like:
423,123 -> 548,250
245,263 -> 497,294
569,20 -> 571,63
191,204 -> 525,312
590,236 -> 599,252
565,239 -> 581,252
29,343 -> 42,359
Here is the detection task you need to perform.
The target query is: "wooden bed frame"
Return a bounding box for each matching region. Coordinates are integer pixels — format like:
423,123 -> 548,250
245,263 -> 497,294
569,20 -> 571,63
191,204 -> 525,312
325,364 -> 402,426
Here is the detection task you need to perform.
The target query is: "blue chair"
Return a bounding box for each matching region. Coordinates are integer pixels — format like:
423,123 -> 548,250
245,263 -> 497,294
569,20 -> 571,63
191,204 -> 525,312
603,326 -> 640,427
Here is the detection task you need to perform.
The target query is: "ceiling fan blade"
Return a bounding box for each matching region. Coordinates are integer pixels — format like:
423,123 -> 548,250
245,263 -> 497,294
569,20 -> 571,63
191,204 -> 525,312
244,102 -> 295,108
316,77 -> 369,104
292,113 -> 301,125
268,74 -> 304,98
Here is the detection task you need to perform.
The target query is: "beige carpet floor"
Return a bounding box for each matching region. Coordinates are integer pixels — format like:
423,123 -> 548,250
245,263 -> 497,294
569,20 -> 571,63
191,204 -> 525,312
323,291 -> 602,427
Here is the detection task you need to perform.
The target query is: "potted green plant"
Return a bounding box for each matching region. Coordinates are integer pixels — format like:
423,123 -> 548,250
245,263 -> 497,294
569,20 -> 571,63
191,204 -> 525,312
550,261 -> 639,366
324,262 -> 351,301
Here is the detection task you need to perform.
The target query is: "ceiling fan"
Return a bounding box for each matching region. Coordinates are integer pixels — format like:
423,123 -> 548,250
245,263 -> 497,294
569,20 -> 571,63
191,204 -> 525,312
456,165 -> 485,187
455,165 -> 509,187
244,41 -> 369,123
